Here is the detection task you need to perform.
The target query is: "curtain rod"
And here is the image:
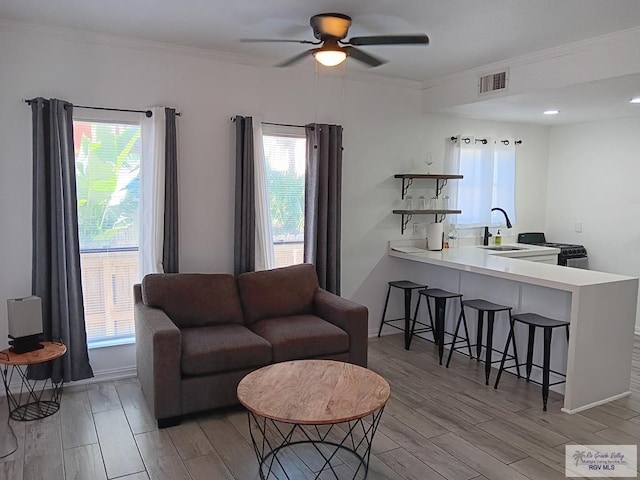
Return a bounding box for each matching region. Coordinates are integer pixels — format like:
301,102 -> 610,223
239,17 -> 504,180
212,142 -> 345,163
263,121 -> 305,128
23,99 -> 181,117
229,117 -> 305,128
450,136 -> 522,145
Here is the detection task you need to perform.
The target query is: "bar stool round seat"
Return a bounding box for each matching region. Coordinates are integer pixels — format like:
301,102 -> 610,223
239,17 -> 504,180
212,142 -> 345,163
447,299 -> 520,385
413,288 -> 471,365
378,280 -> 427,350
494,313 -> 570,411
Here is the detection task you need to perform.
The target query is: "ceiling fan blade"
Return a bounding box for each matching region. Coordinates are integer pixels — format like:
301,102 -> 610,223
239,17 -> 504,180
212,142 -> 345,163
241,38 -> 318,45
344,46 -> 386,67
347,34 -> 429,46
275,49 -> 316,67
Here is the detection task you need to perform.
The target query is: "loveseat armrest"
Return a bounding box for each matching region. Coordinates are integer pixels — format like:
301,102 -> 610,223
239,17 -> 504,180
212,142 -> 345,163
314,289 -> 368,367
134,284 -> 182,422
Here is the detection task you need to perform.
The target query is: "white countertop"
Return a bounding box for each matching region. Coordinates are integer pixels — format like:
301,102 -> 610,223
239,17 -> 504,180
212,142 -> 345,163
389,242 -> 637,292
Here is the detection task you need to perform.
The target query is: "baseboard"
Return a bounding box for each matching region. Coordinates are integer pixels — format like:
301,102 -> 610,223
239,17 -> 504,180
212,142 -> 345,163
561,391 -> 632,414
68,365 -> 137,387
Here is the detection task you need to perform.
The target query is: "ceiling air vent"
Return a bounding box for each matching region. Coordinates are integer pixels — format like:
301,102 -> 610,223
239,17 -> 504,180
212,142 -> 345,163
478,71 -> 508,95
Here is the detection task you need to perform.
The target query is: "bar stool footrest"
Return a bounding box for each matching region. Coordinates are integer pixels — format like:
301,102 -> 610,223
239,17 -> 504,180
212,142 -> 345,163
465,344 -> 517,364
381,319 -> 434,334
499,361 -> 567,387
412,330 -> 470,347
451,344 -> 517,362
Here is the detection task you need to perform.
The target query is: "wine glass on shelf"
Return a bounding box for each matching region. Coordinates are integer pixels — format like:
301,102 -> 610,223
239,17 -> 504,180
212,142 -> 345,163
424,153 -> 433,174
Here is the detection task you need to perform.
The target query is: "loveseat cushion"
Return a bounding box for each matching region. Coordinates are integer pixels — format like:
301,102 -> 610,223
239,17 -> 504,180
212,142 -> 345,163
180,324 -> 272,376
143,273 -> 244,328
250,314 -> 349,363
237,264 -> 319,325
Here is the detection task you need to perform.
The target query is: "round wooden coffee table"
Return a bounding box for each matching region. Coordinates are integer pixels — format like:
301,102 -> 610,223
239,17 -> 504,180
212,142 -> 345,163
237,359 -> 390,480
0,341 -> 67,421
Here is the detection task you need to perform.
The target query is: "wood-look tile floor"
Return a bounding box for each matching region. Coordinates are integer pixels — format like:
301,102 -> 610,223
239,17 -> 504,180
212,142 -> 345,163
1,333 -> 639,480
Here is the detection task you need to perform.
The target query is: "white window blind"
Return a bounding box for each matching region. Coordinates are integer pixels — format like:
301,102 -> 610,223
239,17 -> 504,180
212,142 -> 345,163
262,129 -> 306,268
446,136 -> 516,228
74,120 -> 141,345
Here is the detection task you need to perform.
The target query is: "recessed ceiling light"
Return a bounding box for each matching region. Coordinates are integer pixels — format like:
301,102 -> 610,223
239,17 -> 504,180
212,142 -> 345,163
630,97 -> 640,104
543,110 -> 560,115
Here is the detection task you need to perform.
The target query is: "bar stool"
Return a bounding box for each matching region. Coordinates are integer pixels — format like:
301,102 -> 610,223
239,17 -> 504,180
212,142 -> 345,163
378,280 -> 427,350
413,288 -> 471,365
494,313 -> 570,411
447,299 -> 520,385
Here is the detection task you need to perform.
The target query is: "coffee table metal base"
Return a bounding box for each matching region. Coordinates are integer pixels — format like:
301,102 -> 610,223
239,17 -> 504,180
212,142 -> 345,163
247,407 -> 385,480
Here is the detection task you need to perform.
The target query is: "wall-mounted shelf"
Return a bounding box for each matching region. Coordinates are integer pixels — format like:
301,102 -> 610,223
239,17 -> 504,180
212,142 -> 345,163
394,174 -> 464,234
394,174 -> 463,199
393,210 -> 462,233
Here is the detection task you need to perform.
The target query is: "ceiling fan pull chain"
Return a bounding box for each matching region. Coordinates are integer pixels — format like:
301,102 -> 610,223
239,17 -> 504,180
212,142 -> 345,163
314,60 -> 319,124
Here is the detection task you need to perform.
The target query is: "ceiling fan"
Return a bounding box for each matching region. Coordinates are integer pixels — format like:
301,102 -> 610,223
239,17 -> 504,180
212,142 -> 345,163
242,13 -> 429,68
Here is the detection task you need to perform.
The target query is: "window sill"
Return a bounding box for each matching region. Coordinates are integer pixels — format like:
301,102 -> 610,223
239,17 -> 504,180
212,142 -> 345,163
455,223 -> 513,230
88,336 -> 135,350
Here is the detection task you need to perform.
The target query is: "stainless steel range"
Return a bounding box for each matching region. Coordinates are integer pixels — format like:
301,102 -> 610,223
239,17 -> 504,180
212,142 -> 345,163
517,232 -> 588,268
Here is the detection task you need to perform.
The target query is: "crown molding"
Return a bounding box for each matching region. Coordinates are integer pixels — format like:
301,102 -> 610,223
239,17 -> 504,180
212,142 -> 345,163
0,18 -> 423,91
421,25 -> 640,90
0,18 -> 253,65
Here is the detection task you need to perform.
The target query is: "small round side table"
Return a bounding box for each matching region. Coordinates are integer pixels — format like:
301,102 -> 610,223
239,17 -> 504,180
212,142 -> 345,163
0,341 -> 67,421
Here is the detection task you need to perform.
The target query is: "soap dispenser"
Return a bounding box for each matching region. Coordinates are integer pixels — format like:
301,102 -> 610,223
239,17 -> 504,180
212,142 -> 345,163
495,229 -> 502,245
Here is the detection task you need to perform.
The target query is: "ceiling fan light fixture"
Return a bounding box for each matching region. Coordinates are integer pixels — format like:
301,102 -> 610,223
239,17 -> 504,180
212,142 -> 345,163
245,13 -> 428,69
314,49 -> 347,67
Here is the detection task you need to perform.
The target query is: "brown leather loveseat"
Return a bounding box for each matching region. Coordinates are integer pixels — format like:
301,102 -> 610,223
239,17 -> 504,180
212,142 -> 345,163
134,263 -> 368,427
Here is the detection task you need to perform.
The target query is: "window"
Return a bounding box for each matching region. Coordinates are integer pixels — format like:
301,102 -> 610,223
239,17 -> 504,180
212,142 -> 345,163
446,137 -> 516,228
73,119 -> 141,346
262,126 -> 306,268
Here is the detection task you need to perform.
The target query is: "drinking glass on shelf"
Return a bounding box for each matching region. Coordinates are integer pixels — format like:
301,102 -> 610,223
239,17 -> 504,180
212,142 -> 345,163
405,195 -> 414,210
417,195 -> 426,210
441,196 -> 450,211
427,196 -> 438,210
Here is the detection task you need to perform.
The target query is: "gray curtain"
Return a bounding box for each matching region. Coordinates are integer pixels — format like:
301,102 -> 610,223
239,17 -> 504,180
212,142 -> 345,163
304,124 -> 343,295
233,116 -> 255,275
30,98 -> 93,382
162,107 -> 179,273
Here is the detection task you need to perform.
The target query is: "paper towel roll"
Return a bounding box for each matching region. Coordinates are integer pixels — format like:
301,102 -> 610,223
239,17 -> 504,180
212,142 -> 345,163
426,222 -> 444,251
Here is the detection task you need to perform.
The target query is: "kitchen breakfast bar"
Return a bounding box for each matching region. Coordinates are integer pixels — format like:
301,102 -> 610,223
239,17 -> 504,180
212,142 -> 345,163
388,242 -> 639,414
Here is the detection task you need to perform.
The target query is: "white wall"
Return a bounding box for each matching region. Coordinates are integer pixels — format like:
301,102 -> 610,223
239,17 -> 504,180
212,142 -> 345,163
421,27 -> 640,115
0,23 -> 550,378
546,117 -> 640,330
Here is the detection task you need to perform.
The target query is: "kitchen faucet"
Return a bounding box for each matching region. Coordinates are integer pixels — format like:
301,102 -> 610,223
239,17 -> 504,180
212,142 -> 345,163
491,207 -> 513,228
483,208 -> 513,245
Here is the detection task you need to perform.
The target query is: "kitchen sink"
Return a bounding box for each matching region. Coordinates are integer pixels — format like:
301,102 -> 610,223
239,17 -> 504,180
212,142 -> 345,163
479,245 -> 527,251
